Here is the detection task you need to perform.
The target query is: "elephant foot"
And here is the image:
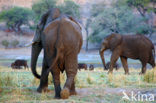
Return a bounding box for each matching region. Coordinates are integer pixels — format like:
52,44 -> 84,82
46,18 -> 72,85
70,90 -> 77,96
54,96 -> 61,99
60,88 -> 70,99
37,86 -> 49,93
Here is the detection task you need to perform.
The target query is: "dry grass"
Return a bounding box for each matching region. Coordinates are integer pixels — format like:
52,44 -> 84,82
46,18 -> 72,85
0,66 -> 156,102
144,67 -> 156,83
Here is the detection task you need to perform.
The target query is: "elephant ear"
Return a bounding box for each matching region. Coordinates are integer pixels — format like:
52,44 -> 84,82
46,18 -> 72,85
43,18 -> 60,35
68,16 -> 82,30
51,8 -> 60,20
109,33 -> 122,50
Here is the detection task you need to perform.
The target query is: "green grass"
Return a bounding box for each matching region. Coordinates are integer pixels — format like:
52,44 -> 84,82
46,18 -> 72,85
0,66 -> 156,103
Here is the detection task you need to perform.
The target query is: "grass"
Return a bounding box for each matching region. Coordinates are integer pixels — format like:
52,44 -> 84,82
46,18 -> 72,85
0,66 -> 156,103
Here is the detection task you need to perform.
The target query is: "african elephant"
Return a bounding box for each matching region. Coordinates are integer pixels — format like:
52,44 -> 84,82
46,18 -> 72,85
89,64 -> 94,71
78,63 -> 87,70
99,33 -> 155,74
31,8 -> 83,99
11,59 -> 28,69
105,61 -> 119,71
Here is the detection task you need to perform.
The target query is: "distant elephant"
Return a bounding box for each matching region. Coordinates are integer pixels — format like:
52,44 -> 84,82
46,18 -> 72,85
11,59 -> 28,69
99,33 -> 155,74
78,63 -> 87,70
105,61 -> 119,71
31,8 -> 83,99
89,64 -> 94,71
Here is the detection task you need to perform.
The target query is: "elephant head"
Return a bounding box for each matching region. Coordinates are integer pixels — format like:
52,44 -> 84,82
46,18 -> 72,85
99,33 -> 122,70
31,8 -> 60,79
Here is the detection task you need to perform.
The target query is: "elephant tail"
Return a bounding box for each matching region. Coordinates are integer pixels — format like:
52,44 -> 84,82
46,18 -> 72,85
152,45 -> 155,67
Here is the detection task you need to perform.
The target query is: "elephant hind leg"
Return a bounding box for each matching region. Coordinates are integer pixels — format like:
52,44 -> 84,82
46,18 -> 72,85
51,66 -> 61,99
140,60 -> 147,74
148,53 -> 155,68
70,80 -> 77,95
61,54 -> 77,99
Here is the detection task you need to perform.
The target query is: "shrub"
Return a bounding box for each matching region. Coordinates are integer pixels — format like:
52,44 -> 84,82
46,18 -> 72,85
144,67 -> 156,83
11,40 -> 19,48
1,40 -> 9,49
0,6 -> 32,32
0,73 -> 17,87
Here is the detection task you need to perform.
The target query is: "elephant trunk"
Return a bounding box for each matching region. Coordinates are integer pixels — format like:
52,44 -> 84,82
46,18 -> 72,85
99,47 -> 106,70
31,42 -> 42,79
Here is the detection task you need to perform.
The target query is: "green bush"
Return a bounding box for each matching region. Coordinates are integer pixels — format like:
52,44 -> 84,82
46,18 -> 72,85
89,0 -> 153,44
1,40 -> 9,49
0,6 -> 32,31
144,67 -> 156,83
32,0 -> 80,24
11,40 -> 19,48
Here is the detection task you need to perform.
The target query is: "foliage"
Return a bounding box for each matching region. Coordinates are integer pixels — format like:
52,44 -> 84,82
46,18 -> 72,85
144,67 -> 156,83
126,0 -> 156,16
89,0 -> 152,43
0,7 -> 32,32
32,0 -> 80,24
1,40 -> 9,49
10,40 -> 19,48
58,0 -> 80,18
32,0 -> 57,23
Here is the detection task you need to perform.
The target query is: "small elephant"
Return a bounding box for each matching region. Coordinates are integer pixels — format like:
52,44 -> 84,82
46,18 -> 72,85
99,33 -> 155,74
105,62 -> 119,71
78,63 -> 87,70
89,64 -> 94,71
30,8 -> 83,99
11,59 -> 28,69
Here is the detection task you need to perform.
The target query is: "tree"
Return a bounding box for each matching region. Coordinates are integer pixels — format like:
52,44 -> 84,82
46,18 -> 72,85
32,0 -> 80,24
126,0 -> 156,36
0,7 -> 32,32
32,0 -> 57,23
89,1 -> 149,43
58,0 -> 80,18
127,0 -> 156,17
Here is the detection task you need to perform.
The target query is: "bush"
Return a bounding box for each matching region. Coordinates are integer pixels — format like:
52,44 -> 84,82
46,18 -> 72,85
0,6 -> 32,32
10,40 -> 19,48
1,40 -> 9,49
144,67 -> 156,83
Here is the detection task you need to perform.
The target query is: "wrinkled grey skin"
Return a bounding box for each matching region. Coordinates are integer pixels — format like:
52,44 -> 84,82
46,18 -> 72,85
99,33 -> 155,74
31,8 -> 83,99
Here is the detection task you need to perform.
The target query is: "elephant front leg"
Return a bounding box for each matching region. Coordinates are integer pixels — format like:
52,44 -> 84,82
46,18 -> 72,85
51,66 -> 61,99
37,60 -> 49,93
120,56 -> 129,75
61,55 -> 77,99
108,51 -> 120,74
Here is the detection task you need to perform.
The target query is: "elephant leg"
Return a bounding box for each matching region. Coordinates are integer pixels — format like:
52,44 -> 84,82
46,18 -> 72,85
37,58 -> 49,93
61,54 -> 77,99
140,61 -> 147,74
51,66 -> 61,99
120,57 -> 129,75
108,51 -> 120,74
70,80 -> 77,95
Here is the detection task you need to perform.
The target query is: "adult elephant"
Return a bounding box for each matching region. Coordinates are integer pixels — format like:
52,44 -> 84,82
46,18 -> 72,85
99,33 -> 155,74
31,8 -> 83,99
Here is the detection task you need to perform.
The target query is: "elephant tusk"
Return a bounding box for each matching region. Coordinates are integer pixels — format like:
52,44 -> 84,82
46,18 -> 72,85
24,42 -> 35,47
